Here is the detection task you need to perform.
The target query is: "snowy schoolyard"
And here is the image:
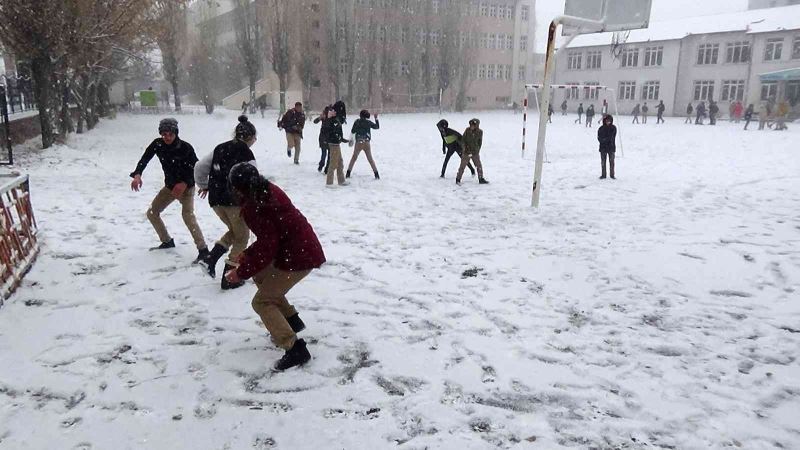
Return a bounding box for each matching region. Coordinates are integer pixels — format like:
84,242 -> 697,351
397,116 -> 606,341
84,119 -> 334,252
1,109 -> 798,449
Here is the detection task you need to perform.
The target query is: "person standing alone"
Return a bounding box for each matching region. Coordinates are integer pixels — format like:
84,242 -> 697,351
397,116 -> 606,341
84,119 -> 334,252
130,118 -> 208,262
346,110 -> 381,180
656,100 -> 665,124
597,115 -> 617,180
278,102 -> 306,164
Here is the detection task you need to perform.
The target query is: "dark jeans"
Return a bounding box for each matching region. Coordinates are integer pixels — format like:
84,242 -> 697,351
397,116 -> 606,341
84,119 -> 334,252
318,143 -> 330,173
601,152 -> 615,178
657,113 -> 664,124
442,146 -> 474,177
744,118 -> 751,130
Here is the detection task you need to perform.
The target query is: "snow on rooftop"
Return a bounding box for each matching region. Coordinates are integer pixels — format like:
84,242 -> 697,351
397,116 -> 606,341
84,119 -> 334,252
567,4 -> 800,48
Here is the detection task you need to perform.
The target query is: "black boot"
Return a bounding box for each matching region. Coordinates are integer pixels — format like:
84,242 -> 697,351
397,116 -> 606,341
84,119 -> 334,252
479,177 -> 489,184
274,339 -> 311,371
346,169 -> 351,178
199,243 -> 227,278
220,264 -> 245,290
286,313 -> 306,333
374,171 -> 380,180
193,246 -> 210,264
150,238 -> 175,250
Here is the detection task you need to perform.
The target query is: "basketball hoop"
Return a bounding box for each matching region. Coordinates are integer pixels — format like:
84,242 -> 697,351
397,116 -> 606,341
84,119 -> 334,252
610,30 -> 630,60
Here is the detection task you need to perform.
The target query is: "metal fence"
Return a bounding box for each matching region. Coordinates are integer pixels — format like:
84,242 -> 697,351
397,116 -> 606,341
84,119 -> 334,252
0,74 -> 36,115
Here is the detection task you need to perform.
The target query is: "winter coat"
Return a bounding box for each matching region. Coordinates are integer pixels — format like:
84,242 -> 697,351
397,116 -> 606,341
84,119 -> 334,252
657,103 -> 665,114
131,138 -> 198,189
236,183 -> 326,279
744,106 -> 754,120
439,126 -> 463,153
577,105 -> 584,115
734,103 -> 744,116
697,103 -> 707,116
632,105 -> 640,115
686,104 -> 693,115
351,118 -> 380,141
642,104 -> 649,114
586,106 -> 595,117
462,127 -> 483,154
279,109 -> 306,137
194,140 -> 256,207
758,106 -> 769,120
561,100 -> 568,111
709,103 -> 719,115
598,123 -> 617,153
548,104 -> 554,116
322,116 -> 346,145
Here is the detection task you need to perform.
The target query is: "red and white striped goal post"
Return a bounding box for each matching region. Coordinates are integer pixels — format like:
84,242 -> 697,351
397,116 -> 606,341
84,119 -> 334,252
0,174 -> 39,303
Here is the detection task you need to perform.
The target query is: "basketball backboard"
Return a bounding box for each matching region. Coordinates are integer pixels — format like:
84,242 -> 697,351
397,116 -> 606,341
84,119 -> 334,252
562,0 -> 652,36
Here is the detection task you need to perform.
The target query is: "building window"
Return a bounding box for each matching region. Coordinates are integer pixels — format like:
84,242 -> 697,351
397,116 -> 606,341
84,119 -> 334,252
788,80 -> 800,104
311,78 -> 321,88
693,80 -> 715,101
521,5 -> 529,21
721,80 -> 745,101
764,38 -> 783,61
793,36 -> 800,59
505,5 -> 513,19
566,83 -> 579,100
506,35 -> 514,50
432,0 -> 439,14
468,1 -> 478,16
620,48 -> 639,67
725,41 -> 751,63
488,33 -> 496,50
644,46 -> 663,67
417,29 -> 426,45
467,96 -> 477,103
339,59 -> 347,75
468,65 -> 476,79
519,36 -> 528,51
505,65 -> 512,80
432,64 -> 440,79
697,44 -> 719,65
310,3 -> 319,12
567,52 -> 582,70
518,65 -> 526,80
479,33 -> 487,48
400,61 -> 409,75
489,4 -> 496,17
480,1 -> 488,16
430,31 -> 440,46
584,82 -> 599,100
478,64 -> 486,79
586,50 -> 602,69
760,81 -> 777,100
619,81 -> 636,100
642,81 -> 660,100
496,96 -> 510,103
488,64 -> 497,80
400,27 -> 408,44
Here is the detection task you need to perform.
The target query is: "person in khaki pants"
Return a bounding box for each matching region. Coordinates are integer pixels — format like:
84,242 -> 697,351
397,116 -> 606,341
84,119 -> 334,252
195,115 -> 258,289
224,163 -> 326,371
278,102 -> 305,164
346,109 -> 380,180
321,107 -> 350,186
456,118 -> 489,185
130,118 -> 209,262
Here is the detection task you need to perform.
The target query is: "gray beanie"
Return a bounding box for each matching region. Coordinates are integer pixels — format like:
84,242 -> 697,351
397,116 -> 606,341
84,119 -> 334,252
158,117 -> 179,135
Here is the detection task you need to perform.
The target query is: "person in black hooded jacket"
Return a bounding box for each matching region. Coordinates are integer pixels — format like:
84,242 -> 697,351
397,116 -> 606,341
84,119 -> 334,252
130,117 -> 208,261
597,114 -> 617,179
436,119 -> 474,178
194,115 -> 258,289
313,105 -> 332,174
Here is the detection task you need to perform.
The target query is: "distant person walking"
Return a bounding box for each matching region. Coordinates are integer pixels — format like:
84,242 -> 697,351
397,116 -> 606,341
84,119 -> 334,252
685,103 -> 694,124
743,103 -> 754,130
597,115 -> 617,180
547,103 -> 554,123
631,103 -> 641,124
641,102 -> 649,124
597,99 -> 609,124
194,115 -> 258,290
656,100 -> 665,124
774,100 -> 790,130
455,118 -> 489,185
129,118 -> 208,261
709,100 -> 719,125
758,102 -> 769,130
561,99 -> 568,115
278,102 -> 306,164
733,101 -> 744,123
322,102 -> 349,186
585,104 -> 595,127
575,103 -> 584,124
695,101 -> 706,125
346,110 -> 381,179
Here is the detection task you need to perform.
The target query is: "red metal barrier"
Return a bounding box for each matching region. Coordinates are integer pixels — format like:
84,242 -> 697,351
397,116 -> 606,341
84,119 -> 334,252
0,174 -> 39,303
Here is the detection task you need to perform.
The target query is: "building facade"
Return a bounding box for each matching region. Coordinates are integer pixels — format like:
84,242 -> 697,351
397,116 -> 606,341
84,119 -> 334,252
749,0 -> 800,9
553,6 -> 800,117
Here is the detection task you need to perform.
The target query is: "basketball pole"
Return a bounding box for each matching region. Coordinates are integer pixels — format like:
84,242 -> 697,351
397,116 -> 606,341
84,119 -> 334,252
532,15 -> 602,208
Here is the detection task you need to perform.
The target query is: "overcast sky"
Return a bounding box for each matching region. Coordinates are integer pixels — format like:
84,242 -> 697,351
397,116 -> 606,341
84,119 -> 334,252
535,0 -> 749,51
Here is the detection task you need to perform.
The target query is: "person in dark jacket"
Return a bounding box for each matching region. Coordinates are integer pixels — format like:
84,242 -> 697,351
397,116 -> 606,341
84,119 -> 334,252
278,102 -> 306,164
437,119 -> 474,178
346,110 -> 381,179
585,104 -> 595,127
743,103 -> 755,130
597,114 -> 617,179
194,115 -> 258,289
709,100 -> 719,125
561,99 -> 568,115
656,100 -> 665,124
685,103 -> 694,124
547,103 -> 554,123
632,104 -> 641,124
696,101 -> 706,124
456,118 -> 489,185
574,103 -> 584,124
322,105 -> 349,186
313,105 -> 332,174
130,118 -> 208,261
225,163 -> 326,371
641,102 -> 649,124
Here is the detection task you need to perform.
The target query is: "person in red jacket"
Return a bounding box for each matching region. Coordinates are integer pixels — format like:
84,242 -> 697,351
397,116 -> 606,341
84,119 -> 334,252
224,162 -> 326,371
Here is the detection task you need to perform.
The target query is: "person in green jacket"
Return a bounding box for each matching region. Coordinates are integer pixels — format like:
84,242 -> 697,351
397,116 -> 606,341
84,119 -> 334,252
456,118 -> 489,185
346,110 -> 380,179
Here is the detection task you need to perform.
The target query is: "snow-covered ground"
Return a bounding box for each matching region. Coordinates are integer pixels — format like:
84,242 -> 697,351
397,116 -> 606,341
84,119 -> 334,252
1,110 -> 798,449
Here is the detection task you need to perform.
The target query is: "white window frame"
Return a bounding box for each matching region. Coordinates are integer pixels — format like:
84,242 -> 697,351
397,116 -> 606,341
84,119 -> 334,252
486,64 -> 495,80
518,65 -> 526,80
644,46 -> 663,67
521,5 -> 529,21
642,81 -> 660,100
697,43 -> 719,65
566,83 -> 580,100
478,64 -> 486,79
793,36 -> 800,59
479,1 -> 488,16
506,35 -> 514,50
586,50 -> 602,69
721,80 -> 745,101
584,82 -> 600,100
567,52 -> 582,70
488,33 -> 496,50
489,4 -> 496,17
761,81 -> 777,100
725,41 -> 751,63
693,80 -> 715,101
764,38 -> 783,61
519,35 -> 528,51
618,81 -> 636,100
620,48 -> 639,67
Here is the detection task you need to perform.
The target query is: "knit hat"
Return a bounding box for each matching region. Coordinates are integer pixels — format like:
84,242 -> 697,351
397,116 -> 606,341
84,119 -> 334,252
158,117 -> 178,135
235,115 -> 257,140
469,118 -> 480,126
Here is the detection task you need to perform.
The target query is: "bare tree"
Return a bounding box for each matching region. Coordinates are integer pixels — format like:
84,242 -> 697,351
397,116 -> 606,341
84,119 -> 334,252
151,0 -> 189,112
265,0 -> 292,114
234,0 -> 262,111
187,3 -> 219,114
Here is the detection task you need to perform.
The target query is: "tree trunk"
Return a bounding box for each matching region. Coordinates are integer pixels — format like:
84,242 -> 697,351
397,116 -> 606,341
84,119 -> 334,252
171,78 -> 182,112
30,56 -> 55,149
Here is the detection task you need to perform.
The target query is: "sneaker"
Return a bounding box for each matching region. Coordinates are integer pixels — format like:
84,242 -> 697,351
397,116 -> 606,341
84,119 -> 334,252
193,247 -> 210,264
286,313 -> 306,333
599,175 -> 607,179
198,243 -> 227,278
273,339 -> 311,371
150,238 -> 175,250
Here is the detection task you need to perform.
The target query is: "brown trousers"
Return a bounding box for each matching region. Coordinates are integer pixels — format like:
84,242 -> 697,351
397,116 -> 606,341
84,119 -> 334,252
147,186 -> 206,249
286,132 -> 302,163
326,144 -> 346,185
346,140 -> 378,174
251,266 -> 311,350
212,206 -> 249,266
456,151 -> 484,181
